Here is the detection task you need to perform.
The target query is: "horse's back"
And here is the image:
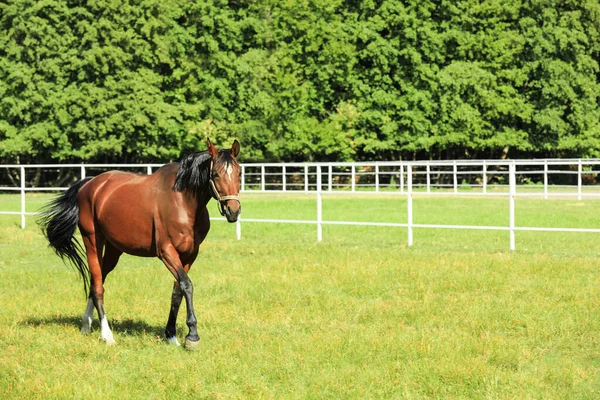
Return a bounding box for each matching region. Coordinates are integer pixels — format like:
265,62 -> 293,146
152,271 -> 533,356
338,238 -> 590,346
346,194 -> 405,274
79,168 -> 172,212
77,165 -> 179,256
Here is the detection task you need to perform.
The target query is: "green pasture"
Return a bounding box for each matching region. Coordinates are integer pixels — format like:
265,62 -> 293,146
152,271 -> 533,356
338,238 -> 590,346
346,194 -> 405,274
0,192 -> 599,398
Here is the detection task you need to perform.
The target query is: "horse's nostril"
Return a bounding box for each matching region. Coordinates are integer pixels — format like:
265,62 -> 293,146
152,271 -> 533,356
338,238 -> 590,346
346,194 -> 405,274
227,204 -> 240,214
223,204 -> 240,222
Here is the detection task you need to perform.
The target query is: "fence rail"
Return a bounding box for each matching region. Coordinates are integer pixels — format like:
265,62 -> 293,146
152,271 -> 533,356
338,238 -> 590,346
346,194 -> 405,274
2,159 -> 600,250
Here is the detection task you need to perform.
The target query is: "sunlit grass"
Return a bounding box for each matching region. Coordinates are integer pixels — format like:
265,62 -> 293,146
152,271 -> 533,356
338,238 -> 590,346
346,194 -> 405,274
0,193 -> 599,398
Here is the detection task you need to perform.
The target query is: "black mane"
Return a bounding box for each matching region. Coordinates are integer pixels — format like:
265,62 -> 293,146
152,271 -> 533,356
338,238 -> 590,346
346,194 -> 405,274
219,150 -> 235,165
172,151 -> 212,196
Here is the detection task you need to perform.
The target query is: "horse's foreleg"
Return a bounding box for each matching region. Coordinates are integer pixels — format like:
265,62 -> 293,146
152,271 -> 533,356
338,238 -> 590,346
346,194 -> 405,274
160,246 -> 199,350
179,273 -> 200,349
165,254 -> 198,346
165,282 -> 183,346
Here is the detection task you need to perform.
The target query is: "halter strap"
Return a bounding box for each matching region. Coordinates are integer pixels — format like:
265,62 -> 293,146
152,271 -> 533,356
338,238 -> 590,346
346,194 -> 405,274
208,161 -> 240,217
209,178 -> 240,203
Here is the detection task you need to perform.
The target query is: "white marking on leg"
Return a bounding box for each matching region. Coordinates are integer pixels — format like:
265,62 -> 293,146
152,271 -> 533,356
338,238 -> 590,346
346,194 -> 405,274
81,297 -> 94,334
166,336 -> 181,346
100,316 -> 116,345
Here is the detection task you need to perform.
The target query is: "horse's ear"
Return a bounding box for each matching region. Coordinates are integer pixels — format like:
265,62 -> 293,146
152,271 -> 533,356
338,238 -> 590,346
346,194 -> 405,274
207,138 -> 218,159
231,139 -> 240,158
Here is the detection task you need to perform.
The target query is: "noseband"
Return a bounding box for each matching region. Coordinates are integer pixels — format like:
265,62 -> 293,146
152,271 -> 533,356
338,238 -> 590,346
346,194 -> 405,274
209,162 -> 241,217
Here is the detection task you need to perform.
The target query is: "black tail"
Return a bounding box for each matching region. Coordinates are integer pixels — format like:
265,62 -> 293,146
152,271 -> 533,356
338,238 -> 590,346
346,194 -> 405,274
38,177 -> 93,294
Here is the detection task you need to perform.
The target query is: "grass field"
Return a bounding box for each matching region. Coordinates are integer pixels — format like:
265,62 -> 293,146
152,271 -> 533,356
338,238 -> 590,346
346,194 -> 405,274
0,192 -> 599,398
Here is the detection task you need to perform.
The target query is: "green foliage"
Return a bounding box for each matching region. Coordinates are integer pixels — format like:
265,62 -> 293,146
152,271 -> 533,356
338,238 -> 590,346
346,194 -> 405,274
1,0 -> 599,163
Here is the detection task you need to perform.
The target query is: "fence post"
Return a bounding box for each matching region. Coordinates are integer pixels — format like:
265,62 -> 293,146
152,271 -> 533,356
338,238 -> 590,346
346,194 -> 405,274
453,161 -> 458,193
20,166 -> 26,229
282,165 -> 286,191
544,160 -> 548,200
577,159 -> 582,201
509,162 -> 516,251
261,166 -> 265,191
241,165 -> 245,192
483,161 -> 487,194
407,164 -> 413,246
80,165 -> 86,180
147,165 -> 152,175
304,165 -> 308,192
317,166 -> 322,242
351,165 -> 356,192
328,164 -> 332,192
375,164 -> 379,192
426,164 -> 431,193
400,164 -> 404,193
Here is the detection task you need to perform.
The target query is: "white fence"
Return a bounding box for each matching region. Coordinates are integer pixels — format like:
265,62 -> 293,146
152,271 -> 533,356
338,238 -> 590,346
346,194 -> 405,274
2,159 -> 600,250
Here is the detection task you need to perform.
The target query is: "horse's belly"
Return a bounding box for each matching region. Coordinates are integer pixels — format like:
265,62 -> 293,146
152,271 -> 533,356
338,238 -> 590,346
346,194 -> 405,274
96,187 -> 157,257
102,222 -> 155,257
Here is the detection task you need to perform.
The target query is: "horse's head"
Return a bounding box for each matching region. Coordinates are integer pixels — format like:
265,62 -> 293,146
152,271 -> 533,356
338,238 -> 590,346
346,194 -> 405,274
207,139 -> 241,223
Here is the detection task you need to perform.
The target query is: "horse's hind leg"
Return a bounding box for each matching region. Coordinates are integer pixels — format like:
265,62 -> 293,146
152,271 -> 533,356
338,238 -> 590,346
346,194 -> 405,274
81,231 -> 117,344
81,242 -> 122,336
81,296 -> 95,334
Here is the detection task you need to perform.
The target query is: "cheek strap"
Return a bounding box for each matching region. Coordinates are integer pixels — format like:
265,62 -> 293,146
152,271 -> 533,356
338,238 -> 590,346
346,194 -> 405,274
209,178 -> 240,203
208,161 -> 240,217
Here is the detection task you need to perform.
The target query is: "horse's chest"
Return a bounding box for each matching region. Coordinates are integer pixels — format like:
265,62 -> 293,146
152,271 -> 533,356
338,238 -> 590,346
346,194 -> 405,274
158,204 -> 210,257
170,233 -> 195,255
168,223 -> 209,256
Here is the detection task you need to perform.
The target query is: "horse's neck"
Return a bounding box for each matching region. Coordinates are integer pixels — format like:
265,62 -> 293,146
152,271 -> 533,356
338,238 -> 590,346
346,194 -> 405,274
197,191 -> 212,212
166,161 -> 212,221
182,187 -> 212,219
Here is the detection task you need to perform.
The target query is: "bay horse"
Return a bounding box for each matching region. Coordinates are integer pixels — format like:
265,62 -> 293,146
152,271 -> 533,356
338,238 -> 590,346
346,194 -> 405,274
38,139 -> 241,350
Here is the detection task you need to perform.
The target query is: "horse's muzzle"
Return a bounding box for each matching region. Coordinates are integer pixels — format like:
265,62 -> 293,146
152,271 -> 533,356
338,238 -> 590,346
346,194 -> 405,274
221,201 -> 241,223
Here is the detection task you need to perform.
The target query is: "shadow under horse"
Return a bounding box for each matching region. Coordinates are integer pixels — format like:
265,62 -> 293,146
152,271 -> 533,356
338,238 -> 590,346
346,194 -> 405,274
38,139 -> 241,350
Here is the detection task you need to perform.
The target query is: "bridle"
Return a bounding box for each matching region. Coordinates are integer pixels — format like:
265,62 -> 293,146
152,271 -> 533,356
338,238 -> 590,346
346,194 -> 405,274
208,161 -> 241,217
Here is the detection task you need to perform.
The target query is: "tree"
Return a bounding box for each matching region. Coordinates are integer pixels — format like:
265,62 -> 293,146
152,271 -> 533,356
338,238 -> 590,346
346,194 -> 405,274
1,0 -> 599,164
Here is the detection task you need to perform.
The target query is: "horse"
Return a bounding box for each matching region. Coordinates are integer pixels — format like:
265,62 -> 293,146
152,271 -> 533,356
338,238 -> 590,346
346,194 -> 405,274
38,139 -> 241,350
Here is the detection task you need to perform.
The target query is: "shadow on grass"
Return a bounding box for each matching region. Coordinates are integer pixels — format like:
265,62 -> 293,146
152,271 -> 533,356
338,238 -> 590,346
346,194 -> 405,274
22,315 -> 164,337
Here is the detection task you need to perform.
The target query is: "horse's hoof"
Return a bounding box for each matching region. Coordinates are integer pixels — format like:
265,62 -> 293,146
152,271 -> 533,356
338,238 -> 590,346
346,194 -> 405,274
166,336 -> 181,346
103,337 -> 117,346
184,337 -> 200,351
